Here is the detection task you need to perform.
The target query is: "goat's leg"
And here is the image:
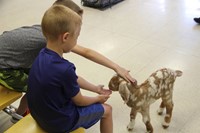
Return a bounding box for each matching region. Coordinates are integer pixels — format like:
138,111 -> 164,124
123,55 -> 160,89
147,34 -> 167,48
141,107 -> 153,133
162,101 -> 174,129
127,108 -> 137,131
157,100 -> 166,115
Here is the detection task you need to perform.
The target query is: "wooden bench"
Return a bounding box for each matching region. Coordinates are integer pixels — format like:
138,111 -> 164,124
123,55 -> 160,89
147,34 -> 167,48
0,85 -> 22,110
5,114 -> 85,133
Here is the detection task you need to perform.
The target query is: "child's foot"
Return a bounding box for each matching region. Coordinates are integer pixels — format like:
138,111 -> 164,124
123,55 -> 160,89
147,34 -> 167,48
3,105 -> 17,115
10,112 -> 23,123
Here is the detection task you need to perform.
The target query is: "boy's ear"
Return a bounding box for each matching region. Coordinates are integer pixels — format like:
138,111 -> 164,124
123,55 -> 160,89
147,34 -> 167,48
62,32 -> 70,42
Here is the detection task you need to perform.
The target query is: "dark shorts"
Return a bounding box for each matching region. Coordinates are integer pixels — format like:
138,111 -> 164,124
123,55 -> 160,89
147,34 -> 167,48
0,69 -> 29,92
70,103 -> 104,132
31,103 -> 104,133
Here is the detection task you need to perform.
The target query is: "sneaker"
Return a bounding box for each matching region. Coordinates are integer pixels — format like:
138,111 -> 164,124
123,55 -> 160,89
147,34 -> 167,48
10,112 -> 23,123
3,105 -> 17,115
194,17 -> 200,24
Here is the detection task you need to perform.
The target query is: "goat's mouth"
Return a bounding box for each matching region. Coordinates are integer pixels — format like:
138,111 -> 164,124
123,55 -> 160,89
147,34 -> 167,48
108,83 -> 117,91
108,87 -> 119,91
108,87 -> 114,91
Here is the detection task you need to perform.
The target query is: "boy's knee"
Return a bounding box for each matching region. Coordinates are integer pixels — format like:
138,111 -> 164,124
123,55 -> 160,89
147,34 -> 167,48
103,104 -> 112,117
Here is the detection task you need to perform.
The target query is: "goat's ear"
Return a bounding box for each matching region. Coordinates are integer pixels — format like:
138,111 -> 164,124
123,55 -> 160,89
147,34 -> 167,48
175,70 -> 183,77
119,82 -> 130,104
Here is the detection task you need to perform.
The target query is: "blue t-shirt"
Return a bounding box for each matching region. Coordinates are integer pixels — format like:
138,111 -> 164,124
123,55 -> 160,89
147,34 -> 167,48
27,48 -> 80,132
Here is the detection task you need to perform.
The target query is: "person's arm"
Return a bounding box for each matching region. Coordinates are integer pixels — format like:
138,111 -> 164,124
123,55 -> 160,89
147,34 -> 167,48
77,76 -> 112,95
71,45 -> 136,83
72,91 -> 110,106
72,76 -> 110,106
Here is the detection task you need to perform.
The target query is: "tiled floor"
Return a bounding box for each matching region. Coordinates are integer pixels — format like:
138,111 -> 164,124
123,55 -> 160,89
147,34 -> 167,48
1,0 -> 200,132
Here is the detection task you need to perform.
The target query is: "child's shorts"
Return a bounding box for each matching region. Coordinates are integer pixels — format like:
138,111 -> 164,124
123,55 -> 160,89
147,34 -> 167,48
71,103 -> 104,131
0,69 -> 29,92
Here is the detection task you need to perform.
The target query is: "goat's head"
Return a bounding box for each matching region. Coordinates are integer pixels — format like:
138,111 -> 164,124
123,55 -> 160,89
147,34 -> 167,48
109,75 -> 137,104
108,75 -> 123,91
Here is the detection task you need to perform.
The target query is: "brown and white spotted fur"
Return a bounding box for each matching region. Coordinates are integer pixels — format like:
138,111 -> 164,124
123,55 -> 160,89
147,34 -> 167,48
108,68 -> 182,133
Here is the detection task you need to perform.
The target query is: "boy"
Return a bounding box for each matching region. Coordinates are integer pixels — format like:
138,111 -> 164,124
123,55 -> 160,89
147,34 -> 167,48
0,0 -> 135,123
27,5 -> 113,133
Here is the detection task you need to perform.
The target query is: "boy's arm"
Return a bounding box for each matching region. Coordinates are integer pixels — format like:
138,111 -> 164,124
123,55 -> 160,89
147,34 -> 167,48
72,91 -> 109,106
77,76 -> 111,95
73,76 -> 110,106
71,45 -> 136,83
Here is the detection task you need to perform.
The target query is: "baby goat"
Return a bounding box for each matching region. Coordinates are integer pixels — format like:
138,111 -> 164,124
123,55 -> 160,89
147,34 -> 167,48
108,68 -> 182,133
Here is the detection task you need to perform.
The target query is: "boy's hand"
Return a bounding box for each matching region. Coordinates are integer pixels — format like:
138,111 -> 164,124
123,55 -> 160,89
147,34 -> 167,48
97,95 -> 110,103
97,85 -> 112,95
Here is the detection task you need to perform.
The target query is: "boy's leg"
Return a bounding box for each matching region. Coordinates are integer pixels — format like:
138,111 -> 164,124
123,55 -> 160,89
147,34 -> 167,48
101,103 -> 113,133
0,69 -> 28,92
10,94 -> 28,123
72,103 -> 105,132
74,103 -> 113,133
16,94 -> 28,115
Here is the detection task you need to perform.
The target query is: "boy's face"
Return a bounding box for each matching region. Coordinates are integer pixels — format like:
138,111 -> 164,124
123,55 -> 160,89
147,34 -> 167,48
62,25 -> 81,53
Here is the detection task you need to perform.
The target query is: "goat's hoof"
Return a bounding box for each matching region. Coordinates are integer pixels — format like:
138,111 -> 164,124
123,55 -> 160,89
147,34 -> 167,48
127,122 -> 134,131
162,125 -> 169,129
146,130 -> 153,133
162,123 -> 169,129
162,121 -> 170,129
157,107 -> 165,115
157,112 -> 163,115
157,109 -> 164,115
127,127 -> 133,131
127,128 -> 133,131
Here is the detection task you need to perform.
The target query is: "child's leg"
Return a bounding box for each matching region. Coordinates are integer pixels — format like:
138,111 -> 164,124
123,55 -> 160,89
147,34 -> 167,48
0,69 -> 28,92
0,69 -> 29,122
16,94 -> 28,115
11,94 -> 28,123
72,103 -> 111,132
101,103 -> 113,133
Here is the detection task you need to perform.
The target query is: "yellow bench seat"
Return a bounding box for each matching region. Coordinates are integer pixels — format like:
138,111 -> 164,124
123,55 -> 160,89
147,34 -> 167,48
0,85 -> 22,110
5,114 -> 85,133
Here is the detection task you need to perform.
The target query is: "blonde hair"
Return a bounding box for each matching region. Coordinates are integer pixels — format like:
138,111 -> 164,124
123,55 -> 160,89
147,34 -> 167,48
41,5 -> 82,41
53,0 -> 83,16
